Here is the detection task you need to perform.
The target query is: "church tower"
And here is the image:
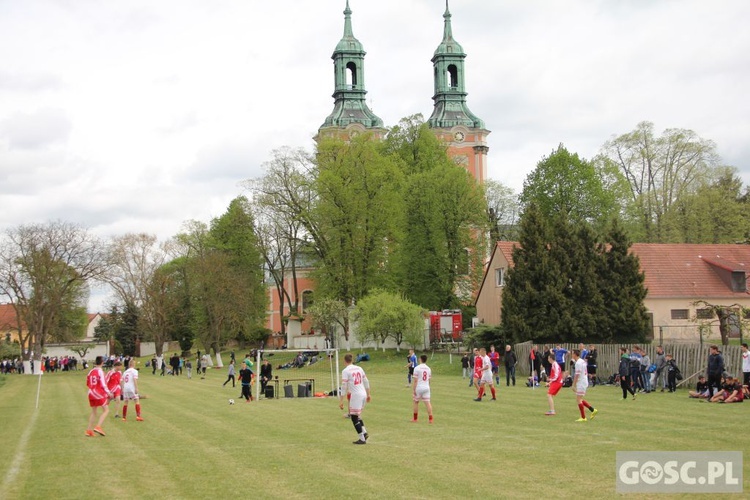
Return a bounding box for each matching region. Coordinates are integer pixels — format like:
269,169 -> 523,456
427,1 -> 490,183
317,1 -> 386,141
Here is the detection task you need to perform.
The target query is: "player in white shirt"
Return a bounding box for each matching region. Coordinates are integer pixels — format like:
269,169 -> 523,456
474,347 -> 497,401
121,359 -> 143,421
411,354 -> 433,424
571,349 -> 597,422
339,353 -> 371,445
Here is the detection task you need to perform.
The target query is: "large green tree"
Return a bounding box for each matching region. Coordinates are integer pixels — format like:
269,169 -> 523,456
520,144 -> 619,230
0,221 -> 108,362
354,290 -> 425,352
600,121 -> 720,242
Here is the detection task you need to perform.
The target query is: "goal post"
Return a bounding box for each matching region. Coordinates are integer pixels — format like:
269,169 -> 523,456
254,349 -> 340,399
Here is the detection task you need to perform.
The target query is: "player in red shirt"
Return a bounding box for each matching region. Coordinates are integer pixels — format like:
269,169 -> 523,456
545,353 -> 562,416
106,361 -> 123,419
472,348 -> 482,398
86,356 -> 112,437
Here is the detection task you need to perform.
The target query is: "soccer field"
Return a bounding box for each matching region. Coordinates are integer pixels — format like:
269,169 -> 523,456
0,351 -> 747,499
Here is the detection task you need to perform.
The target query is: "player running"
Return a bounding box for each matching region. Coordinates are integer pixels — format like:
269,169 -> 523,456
121,359 -> 143,421
411,354 -> 433,423
572,349 -> 598,422
545,352 -> 562,415
339,353 -> 371,444
85,356 -> 112,437
106,360 -> 123,419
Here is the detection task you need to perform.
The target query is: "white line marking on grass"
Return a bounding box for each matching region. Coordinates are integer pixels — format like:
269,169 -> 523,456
2,408 -> 38,490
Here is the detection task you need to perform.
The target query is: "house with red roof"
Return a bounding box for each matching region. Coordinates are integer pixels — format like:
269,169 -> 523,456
0,303 -> 24,343
475,242 -> 750,341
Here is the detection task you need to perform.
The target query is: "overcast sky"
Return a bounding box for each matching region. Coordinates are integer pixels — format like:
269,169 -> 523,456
1,0 -> 749,308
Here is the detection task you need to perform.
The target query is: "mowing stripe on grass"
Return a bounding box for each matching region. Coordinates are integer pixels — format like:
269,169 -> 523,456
2,406 -> 37,491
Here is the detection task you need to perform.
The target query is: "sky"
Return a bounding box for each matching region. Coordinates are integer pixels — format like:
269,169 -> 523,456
1,0 -> 749,309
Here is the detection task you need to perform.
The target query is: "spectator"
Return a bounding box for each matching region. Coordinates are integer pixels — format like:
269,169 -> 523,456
503,345 -> 517,387
586,344 -> 598,386
529,344 -> 542,382
552,345 -> 567,376
741,343 -> 749,389
706,345 -> 725,399
640,347 -> 651,393
618,347 -> 637,400
666,354 -> 680,393
461,352 -> 470,380
629,346 -> 643,392
688,375 -> 710,399
652,346 -> 666,392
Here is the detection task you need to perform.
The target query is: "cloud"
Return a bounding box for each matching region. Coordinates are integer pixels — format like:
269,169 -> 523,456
0,107 -> 72,151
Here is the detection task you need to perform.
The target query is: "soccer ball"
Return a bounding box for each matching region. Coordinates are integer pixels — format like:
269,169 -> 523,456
228,399 -> 235,405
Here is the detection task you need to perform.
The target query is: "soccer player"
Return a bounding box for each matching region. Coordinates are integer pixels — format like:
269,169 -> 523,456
121,359 -> 143,421
545,353 -> 562,415
571,349 -> 597,422
474,347 -> 497,402
488,345 -> 500,385
239,363 -> 255,402
471,348 -> 482,395
405,349 -> 417,387
411,354 -> 433,423
339,353 -> 371,444
85,356 -> 112,437
106,360 -> 123,419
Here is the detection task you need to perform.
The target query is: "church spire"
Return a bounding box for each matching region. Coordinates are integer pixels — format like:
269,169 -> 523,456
428,0 -> 484,130
318,1 -> 384,138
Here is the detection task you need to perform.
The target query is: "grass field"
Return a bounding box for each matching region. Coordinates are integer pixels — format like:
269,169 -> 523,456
0,350 -> 748,499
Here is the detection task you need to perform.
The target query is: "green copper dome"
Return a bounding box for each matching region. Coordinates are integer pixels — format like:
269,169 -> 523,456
335,1 -> 364,54
434,1 -> 464,56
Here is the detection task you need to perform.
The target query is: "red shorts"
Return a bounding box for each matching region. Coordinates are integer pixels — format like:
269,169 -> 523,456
111,387 -> 122,398
89,395 -> 109,408
547,382 -> 563,396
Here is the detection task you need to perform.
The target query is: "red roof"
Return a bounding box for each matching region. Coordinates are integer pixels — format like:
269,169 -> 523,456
484,242 -> 750,300
0,303 -> 21,331
631,243 -> 750,299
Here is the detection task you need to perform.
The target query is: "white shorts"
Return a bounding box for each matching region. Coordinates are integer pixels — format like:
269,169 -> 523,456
348,393 -> 366,415
575,384 -> 588,396
480,371 -> 493,384
123,389 -> 139,401
413,387 -> 431,402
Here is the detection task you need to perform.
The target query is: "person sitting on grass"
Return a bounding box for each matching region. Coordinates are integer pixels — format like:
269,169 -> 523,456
688,375 -> 710,399
709,376 -> 732,403
721,376 -> 744,403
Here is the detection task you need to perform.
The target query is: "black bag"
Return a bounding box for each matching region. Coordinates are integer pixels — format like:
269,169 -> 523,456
675,371 -> 683,381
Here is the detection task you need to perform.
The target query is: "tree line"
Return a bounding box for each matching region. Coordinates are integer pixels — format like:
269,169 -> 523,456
1,117 -> 747,359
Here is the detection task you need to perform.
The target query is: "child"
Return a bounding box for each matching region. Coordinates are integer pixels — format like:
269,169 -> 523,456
688,375 -> 709,399
222,359 -> 236,387
106,361 -> 123,418
545,353 -> 562,416
239,363 -> 255,402
665,354 -> 679,393
723,377 -> 744,403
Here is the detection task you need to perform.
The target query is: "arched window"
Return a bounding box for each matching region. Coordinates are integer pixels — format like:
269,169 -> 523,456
302,290 -> 314,313
447,64 -> 458,89
346,62 -> 358,89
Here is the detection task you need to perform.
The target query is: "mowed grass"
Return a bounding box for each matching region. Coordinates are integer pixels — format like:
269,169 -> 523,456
0,351 -> 748,500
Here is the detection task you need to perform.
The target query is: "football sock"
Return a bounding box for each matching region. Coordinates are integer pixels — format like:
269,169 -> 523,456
413,413 -> 418,421
428,415 -> 433,422
122,405 -> 128,418
578,403 -> 586,419
351,415 -> 363,434
478,387 -> 485,398
490,387 -> 496,398
583,400 -> 593,411
135,404 -> 141,417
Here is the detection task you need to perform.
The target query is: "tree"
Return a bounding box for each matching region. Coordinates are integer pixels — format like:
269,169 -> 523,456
305,298 -> 351,348
598,219 -> 650,342
384,117 -> 488,310
312,135 -> 404,304
662,167 -> 750,243
600,121 -> 719,242
484,179 -> 520,242
141,257 -> 192,358
0,221 -> 108,362
354,290 -> 425,352
692,301 -> 749,346
520,144 -> 619,229
246,147 -> 317,339
105,233 -> 168,308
